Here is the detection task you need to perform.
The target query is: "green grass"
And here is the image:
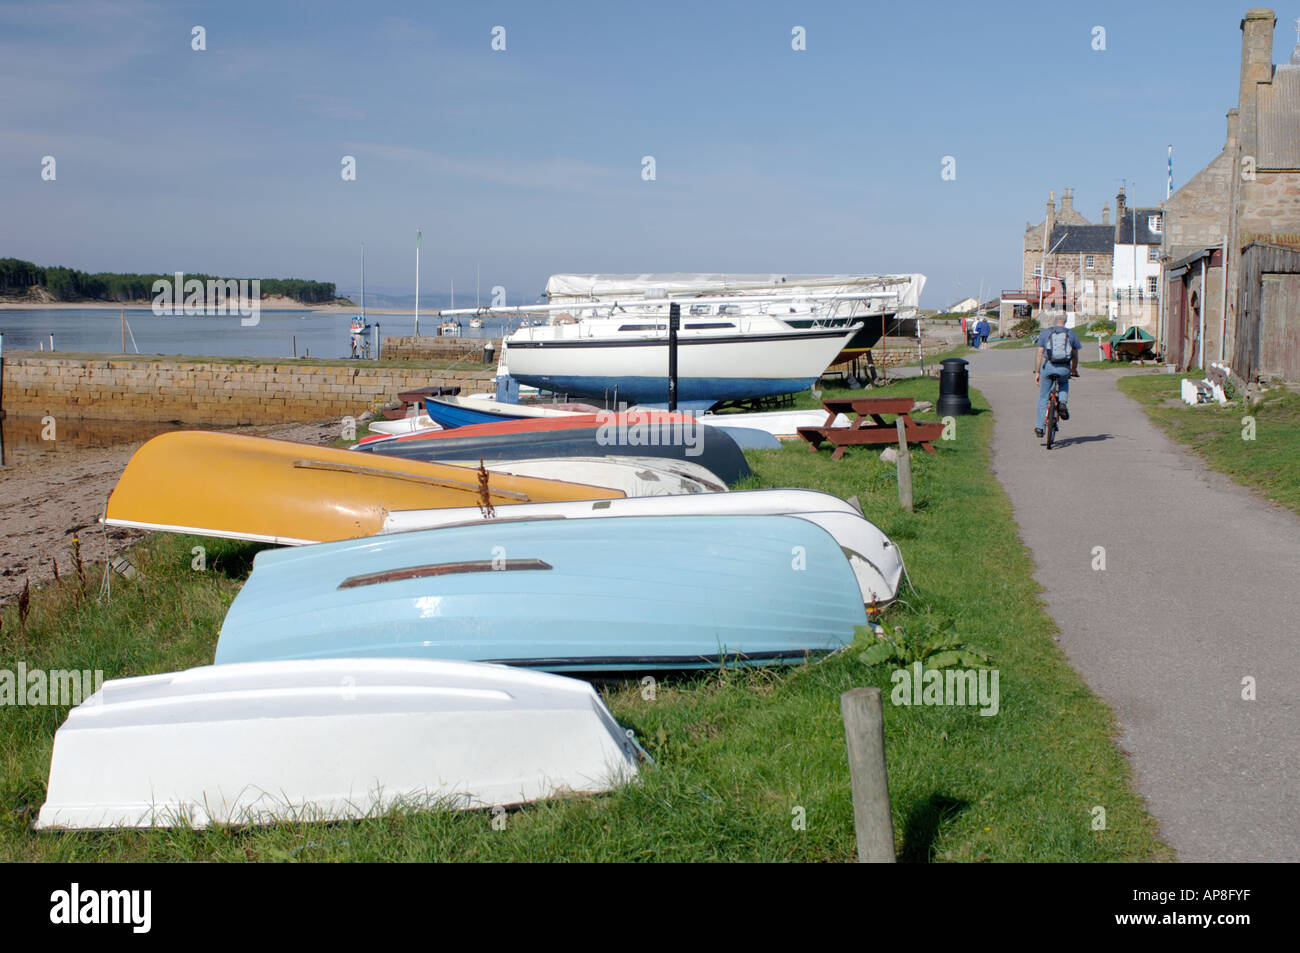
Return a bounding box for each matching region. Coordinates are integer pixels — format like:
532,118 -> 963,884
0,378 -> 1170,861
1117,372 -> 1300,516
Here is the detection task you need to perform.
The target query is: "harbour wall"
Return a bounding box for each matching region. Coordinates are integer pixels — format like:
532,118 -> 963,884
381,336 -> 502,361
1,353 -> 497,425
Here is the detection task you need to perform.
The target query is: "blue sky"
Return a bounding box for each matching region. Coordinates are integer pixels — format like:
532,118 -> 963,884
1,0 -> 1294,307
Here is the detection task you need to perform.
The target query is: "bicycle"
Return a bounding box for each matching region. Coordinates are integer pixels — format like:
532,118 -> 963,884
1043,377 -> 1061,449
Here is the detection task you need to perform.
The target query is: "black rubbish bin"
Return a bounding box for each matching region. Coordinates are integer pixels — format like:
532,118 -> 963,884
483,341 -> 496,364
937,357 -> 972,416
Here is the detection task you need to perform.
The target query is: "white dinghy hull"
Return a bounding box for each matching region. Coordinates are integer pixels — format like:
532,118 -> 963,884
476,456 -> 727,496
383,488 -> 903,607
35,658 -> 640,830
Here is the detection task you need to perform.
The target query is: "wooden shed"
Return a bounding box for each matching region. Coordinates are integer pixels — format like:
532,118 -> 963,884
1235,242 -> 1300,382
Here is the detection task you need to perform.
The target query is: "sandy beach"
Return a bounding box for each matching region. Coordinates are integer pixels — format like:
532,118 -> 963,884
0,418 -> 342,605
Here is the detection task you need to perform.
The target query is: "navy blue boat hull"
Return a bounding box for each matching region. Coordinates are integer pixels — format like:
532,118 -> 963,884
356,424 -> 752,484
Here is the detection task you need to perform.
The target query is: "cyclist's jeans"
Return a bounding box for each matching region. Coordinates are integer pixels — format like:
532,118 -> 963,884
1037,365 -> 1072,425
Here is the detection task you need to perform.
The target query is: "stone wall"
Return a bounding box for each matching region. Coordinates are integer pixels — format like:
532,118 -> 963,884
382,336 -> 502,362
2,354 -> 497,425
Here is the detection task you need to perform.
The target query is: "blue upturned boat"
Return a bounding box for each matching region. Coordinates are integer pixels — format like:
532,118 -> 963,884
215,516 -> 867,672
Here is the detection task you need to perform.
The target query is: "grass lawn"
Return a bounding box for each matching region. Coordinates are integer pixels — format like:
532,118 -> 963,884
0,378 -> 1170,861
1117,372 -> 1300,516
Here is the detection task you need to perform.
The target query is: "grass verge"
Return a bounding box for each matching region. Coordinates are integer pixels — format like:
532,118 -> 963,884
0,378 -> 1170,861
1117,372 -> 1300,516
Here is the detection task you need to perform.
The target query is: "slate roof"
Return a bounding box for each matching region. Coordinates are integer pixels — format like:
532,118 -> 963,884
1258,65 -> 1300,170
1114,209 -> 1163,245
1047,224 -> 1115,255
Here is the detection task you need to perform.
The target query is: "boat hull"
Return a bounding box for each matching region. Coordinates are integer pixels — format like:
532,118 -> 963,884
356,415 -> 753,484
480,456 -> 727,495
103,431 -> 622,545
215,515 -> 868,672
381,488 -> 903,606
423,395 -> 584,429
503,325 -> 855,407
35,659 -> 639,829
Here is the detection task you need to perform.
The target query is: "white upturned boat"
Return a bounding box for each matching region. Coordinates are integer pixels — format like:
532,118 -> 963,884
478,456 -> 727,496
382,488 -> 903,607
700,409 -> 850,438
367,414 -> 442,436
35,658 -> 641,830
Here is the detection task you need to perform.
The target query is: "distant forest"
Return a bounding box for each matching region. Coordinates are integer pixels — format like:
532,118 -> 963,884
0,257 -> 338,304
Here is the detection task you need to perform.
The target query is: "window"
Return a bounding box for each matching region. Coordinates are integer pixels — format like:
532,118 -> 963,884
1033,265 -> 1042,277
1148,246 -> 1159,263
1086,255 -> 1095,269
1149,214 -> 1162,233
1147,276 -> 1159,295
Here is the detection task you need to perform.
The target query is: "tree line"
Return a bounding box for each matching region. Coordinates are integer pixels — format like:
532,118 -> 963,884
0,257 -> 337,303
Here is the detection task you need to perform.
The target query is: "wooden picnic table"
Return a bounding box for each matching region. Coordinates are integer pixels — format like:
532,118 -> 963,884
798,397 -> 944,460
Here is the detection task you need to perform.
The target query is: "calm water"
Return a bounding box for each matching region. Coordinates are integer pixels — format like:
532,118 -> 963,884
0,308 -> 511,359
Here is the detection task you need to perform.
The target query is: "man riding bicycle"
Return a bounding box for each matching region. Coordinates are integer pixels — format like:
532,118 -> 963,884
1033,315 -> 1081,437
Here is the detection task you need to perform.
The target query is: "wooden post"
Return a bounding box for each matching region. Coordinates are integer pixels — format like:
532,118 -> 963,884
840,687 -> 895,863
895,416 -> 913,512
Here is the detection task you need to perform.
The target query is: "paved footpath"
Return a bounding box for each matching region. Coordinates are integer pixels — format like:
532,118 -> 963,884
964,346 -> 1299,862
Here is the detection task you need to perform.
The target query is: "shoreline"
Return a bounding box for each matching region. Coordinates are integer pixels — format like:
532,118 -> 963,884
0,297 -> 363,314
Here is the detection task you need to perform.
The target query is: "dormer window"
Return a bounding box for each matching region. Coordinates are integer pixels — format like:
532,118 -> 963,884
1148,214 -> 1162,233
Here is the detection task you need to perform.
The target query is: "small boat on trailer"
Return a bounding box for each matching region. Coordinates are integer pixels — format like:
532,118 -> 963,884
35,658 -> 640,829
103,431 -> 622,546
355,412 -> 753,484
214,515 -> 868,672
381,488 -> 903,607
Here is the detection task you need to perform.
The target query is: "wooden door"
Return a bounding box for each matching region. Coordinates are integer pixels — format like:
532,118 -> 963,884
1258,274 -> 1300,380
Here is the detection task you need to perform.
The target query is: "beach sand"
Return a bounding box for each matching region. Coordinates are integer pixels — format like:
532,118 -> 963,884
0,418 -> 342,605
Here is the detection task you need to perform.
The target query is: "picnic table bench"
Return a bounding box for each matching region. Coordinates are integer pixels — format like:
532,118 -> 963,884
798,397 -> 944,460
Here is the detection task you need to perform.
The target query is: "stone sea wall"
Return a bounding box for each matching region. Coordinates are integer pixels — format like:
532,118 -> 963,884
1,354 -> 497,425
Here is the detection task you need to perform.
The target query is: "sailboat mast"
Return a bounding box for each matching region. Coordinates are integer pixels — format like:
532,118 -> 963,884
415,229 -> 421,336
360,243 -> 366,324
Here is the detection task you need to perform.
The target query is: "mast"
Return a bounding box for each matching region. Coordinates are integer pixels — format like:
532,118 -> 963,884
360,242 -> 366,324
415,229 -> 421,336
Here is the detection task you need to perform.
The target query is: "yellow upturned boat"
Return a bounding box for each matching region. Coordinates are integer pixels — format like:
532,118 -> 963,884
104,431 -> 623,544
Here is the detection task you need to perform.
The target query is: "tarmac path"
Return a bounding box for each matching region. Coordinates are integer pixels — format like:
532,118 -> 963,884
964,344 -> 1299,862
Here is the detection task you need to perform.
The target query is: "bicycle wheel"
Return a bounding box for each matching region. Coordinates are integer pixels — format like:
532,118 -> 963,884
1044,385 -> 1059,449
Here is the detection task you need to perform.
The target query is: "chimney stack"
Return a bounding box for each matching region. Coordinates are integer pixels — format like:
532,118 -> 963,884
1226,107 -> 1239,150
1102,203 -> 1110,226
1115,186 -> 1126,220
1061,187 -> 1074,216
1045,190 -> 1056,242
1238,9 -> 1276,153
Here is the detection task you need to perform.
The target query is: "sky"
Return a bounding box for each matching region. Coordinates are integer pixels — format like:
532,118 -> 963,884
2,0 -> 1296,309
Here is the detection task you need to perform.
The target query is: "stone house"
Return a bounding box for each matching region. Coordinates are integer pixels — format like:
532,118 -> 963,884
1161,8 -> 1300,380
1015,188 -> 1115,324
1112,192 -> 1163,332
